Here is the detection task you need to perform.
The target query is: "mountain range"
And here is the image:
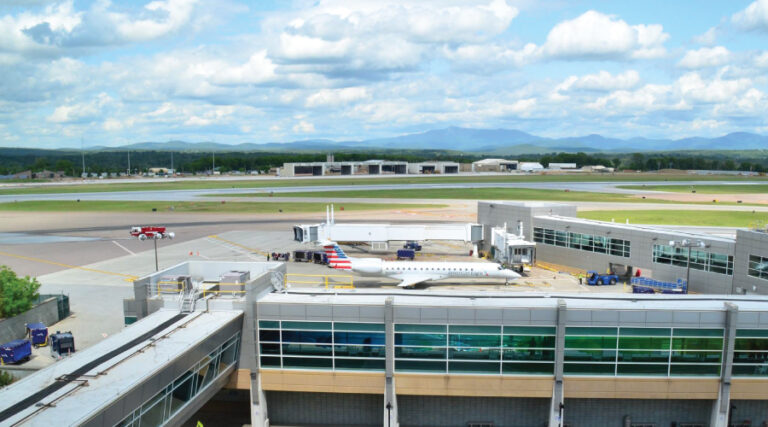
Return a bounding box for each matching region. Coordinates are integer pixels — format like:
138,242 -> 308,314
88,127 -> 768,154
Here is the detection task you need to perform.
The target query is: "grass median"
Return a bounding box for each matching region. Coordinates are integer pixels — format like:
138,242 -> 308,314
0,200 -> 445,213
578,210 -> 768,227
619,184 -> 768,194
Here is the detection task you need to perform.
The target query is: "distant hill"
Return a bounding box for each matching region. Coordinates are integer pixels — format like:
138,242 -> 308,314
18,127 -> 768,154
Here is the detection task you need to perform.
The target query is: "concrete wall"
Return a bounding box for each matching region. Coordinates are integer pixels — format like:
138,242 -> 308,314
0,297 -> 59,344
265,391 -> 381,426
734,229 -> 768,295
564,398 -> 713,426
399,396 -> 549,427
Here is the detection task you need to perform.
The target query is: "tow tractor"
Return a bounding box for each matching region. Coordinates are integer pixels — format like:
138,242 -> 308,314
586,270 -> 619,286
130,226 -> 175,241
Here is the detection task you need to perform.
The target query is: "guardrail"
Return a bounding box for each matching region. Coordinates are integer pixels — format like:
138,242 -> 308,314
202,282 -> 246,297
284,273 -> 355,290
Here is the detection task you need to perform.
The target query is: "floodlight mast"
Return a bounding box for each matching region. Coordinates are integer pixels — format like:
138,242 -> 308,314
670,239 -> 708,290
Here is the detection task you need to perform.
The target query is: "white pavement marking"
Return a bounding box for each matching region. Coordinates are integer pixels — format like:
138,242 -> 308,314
112,240 -> 136,255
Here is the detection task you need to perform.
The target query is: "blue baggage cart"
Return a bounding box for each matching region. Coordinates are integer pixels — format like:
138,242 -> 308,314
0,339 -> 31,364
26,322 -> 48,346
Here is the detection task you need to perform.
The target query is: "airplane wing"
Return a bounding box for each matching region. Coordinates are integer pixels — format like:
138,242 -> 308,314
394,274 -> 437,288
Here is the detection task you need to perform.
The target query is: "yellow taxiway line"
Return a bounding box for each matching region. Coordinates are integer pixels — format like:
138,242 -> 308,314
208,235 -> 269,256
0,250 -> 138,282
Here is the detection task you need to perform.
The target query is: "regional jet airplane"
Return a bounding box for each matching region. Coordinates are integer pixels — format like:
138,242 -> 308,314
322,242 -> 521,288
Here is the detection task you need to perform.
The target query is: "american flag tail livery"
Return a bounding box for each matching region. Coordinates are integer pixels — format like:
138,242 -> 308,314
323,241 -> 352,270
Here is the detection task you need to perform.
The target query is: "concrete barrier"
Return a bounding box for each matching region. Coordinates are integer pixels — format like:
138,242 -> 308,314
0,297 -> 59,344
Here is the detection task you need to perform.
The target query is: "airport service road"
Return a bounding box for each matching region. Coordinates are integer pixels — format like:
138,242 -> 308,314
0,180 -> 762,203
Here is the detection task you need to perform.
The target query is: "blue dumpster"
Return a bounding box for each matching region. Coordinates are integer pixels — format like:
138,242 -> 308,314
0,339 -> 32,364
26,322 -> 48,346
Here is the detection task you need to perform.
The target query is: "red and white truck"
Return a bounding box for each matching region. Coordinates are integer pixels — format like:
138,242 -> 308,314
130,226 -> 175,241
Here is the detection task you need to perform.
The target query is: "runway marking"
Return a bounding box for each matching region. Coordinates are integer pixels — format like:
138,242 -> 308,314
208,235 -> 268,256
112,240 -> 136,256
0,249 -> 138,281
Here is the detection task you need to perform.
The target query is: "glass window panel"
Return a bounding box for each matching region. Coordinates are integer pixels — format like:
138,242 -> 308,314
334,345 -> 385,358
564,349 -> 616,362
732,365 -> 768,376
260,356 -> 281,367
258,320 -> 279,329
566,327 -> 617,336
503,335 -> 555,348
395,333 -> 446,346
618,337 -> 671,350
735,339 -> 768,350
281,330 -> 333,344
503,349 -> 554,361
449,325 -> 501,334
617,364 -> 668,376
395,346 -> 446,359
282,356 -> 332,369
334,332 -> 385,345
139,392 -> 166,427
620,328 -> 671,337
671,338 -> 723,351
565,336 -> 617,349
282,343 -> 333,356
449,361 -> 500,374
449,347 -> 500,360
617,350 -> 670,363
503,326 -> 556,335
449,334 -> 501,347
733,352 -> 768,364
395,360 -> 447,373
395,324 -> 446,333
335,358 -> 385,371
593,236 -> 608,254
564,363 -> 615,375
258,330 -> 280,342
555,231 -> 568,247
281,321 -> 331,330
671,351 -> 722,364
736,329 -> 768,338
674,328 -> 723,337
260,343 -> 280,355
199,357 -> 218,389
669,364 -> 720,376
334,322 -> 385,331
502,362 -> 554,375
170,374 -> 194,414
220,341 -> 239,367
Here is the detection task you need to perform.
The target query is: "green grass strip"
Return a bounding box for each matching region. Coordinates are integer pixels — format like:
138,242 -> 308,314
619,184 -> 768,194
578,210 -> 768,227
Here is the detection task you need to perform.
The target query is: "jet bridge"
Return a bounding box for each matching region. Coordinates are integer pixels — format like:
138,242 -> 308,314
490,222 -> 536,273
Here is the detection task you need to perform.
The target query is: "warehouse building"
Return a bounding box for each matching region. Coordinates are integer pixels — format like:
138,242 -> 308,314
471,158 -> 519,172
478,201 -> 768,295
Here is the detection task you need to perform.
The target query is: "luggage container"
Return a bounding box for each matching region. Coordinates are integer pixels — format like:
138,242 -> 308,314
0,339 -> 31,364
50,331 -> 76,358
397,249 -> 415,260
26,322 -> 48,347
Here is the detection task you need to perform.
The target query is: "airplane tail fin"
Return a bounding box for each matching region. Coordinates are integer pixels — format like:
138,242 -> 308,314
322,241 -> 352,270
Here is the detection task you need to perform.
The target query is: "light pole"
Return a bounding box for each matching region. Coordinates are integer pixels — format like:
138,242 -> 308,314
669,239 -> 707,289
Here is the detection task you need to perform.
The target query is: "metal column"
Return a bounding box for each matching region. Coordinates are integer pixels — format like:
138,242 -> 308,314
711,302 -> 738,427
384,297 -> 398,427
549,299 -> 566,427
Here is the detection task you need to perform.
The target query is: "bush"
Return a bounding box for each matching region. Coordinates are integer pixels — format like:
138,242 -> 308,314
0,265 -> 40,318
0,370 -> 14,388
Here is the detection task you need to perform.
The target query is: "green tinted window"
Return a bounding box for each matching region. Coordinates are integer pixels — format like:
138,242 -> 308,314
260,356 -> 281,367
449,347 -> 501,360
732,365 -> 768,376
565,336 -> 617,349
564,363 -> 615,375
334,322 -> 385,332
282,357 -> 332,369
671,351 -> 722,364
259,343 -> 280,355
503,349 -> 555,361
733,352 -> 768,364
281,321 -> 331,330
449,325 -> 501,334
669,364 -> 720,376
449,334 -> 501,347
617,350 -> 669,363
672,337 -> 723,351
566,327 -> 617,336
282,343 -> 332,356
395,333 -> 446,346
395,324 -> 446,333
617,364 -> 668,376
564,349 -> 616,362
735,338 -> 768,351
335,358 -> 385,371
618,337 -> 671,350
503,335 -> 555,348
503,326 -> 556,335
620,328 -> 670,337
395,346 -> 446,359
334,345 -> 385,358
736,329 -> 768,338
673,328 -> 723,337
449,361 -> 500,374
503,362 -> 554,375
258,320 -> 279,329
396,360 -> 446,372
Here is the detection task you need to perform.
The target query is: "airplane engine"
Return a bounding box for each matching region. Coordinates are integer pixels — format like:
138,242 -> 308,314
353,258 -> 383,275
154,233 -> 162,239
138,234 -> 147,241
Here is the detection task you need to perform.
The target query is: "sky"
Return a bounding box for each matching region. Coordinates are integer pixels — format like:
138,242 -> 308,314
1,0 -> 768,148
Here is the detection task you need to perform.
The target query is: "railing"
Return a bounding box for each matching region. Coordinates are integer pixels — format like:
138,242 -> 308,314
202,282 -> 246,297
284,273 -> 355,290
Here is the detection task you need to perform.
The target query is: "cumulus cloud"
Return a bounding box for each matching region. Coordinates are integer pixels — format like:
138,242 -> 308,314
677,46 -> 731,69
558,70 -> 641,92
693,27 -> 718,45
541,11 -> 668,60
293,120 -> 315,133
732,0 -> 768,31
306,87 -> 369,107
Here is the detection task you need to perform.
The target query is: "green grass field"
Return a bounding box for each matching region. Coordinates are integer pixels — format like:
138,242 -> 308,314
0,173 -> 765,195
620,184 -> 768,194
578,210 -> 768,227
0,200 -> 444,213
